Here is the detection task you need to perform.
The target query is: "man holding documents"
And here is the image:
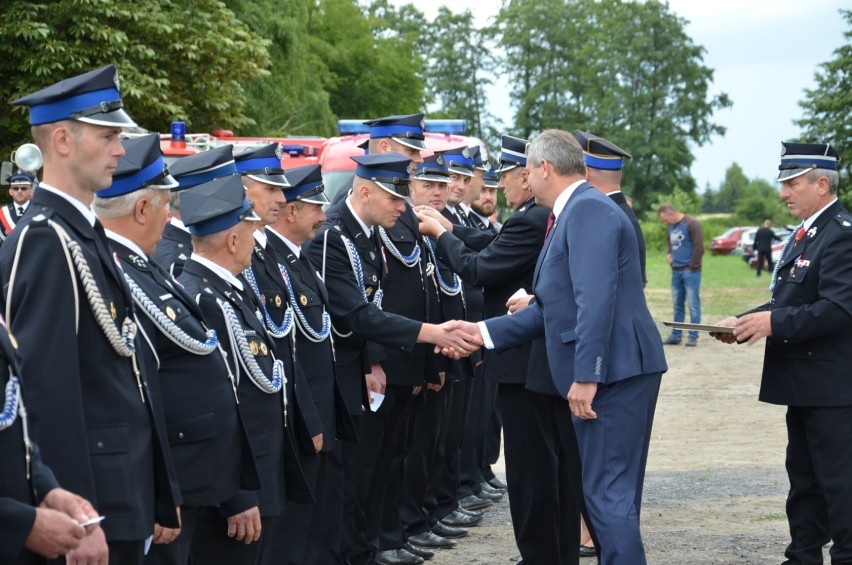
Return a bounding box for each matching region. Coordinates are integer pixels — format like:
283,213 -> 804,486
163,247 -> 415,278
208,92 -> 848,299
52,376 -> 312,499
713,142 -> 852,565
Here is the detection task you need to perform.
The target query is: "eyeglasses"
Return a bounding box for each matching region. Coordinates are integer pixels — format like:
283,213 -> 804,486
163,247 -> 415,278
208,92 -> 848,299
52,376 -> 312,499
10,186 -> 32,192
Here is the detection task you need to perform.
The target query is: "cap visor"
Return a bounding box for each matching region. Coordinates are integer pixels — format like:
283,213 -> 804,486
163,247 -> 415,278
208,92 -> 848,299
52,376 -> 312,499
302,193 -> 331,205
777,168 -> 813,182
413,173 -> 450,183
247,173 -> 290,187
76,108 -> 138,128
448,166 -> 474,177
151,173 -> 179,190
375,181 -> 409,199
244,210 -> 262,221
496,163 -> 519,174
392,137 -> 426,151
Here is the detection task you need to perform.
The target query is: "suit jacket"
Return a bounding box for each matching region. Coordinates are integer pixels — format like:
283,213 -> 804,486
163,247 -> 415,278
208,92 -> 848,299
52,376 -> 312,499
111,240 -> 260,508
0,187 -> 180,541
436,197 -> 550,384
265,230 -> 356,446
151,222 -> 192,277
306,201 -> 422,413
749,200 -> 852,406
753,226 -> 780,253
179,259 -> 288,516
0,324 -> 60,564
485,183 -> 666,397
608,191 -> 646,284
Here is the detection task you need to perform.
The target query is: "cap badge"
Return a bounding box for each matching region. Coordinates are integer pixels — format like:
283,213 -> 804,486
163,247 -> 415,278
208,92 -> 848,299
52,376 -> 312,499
113,70 -> 121,91
274,144 -> 283,159
436,155 -> 444,165
462,148 -> 471,158
780,142 -> 787,156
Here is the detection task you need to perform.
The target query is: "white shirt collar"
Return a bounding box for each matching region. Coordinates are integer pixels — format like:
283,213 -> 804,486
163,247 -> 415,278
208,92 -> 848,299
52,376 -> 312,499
170,217 -> 188,232
15,201 -> 30,213
266,227 -> 301,258
190,252 -> 244,291
459,203 -> 472,215
471,210 -> 490,227
552,179 -> 587,219
104,229 -> 147,258
37,183 -> 97,227
444,204 -> 457,214
802,198 -> 838,232
345,196 -> 372,238
253,229 -> 268,249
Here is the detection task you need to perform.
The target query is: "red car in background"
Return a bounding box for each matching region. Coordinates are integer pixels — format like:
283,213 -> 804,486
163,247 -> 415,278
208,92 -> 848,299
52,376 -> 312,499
710,226 -> 754,255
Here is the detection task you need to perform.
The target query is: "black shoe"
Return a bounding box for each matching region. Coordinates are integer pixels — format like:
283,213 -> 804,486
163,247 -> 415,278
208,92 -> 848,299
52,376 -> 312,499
476,487 -> 503,501
458,494 -> 493,511
487,477 -> 508,490
433,521 -> 468,539
441,509 -> 483,527
455,506 -> 485,519
403,542 -> 435,559
663,335 -> 681,345
374,548 -> 424,565
408,531 -> 456,549
579,545 -> 597,558
480,481 -> 506,496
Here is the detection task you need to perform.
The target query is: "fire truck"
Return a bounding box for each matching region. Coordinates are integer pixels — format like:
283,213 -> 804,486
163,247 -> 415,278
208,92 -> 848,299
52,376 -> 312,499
319,119 -> 488,202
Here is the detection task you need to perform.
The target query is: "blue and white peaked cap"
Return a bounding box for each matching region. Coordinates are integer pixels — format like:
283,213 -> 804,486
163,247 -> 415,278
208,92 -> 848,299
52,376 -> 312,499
11,64 -> 137,128
234,143 -> 290,188
574,130 -> 632,171
97,134 -> 178,198
497,134 -> 529,173
181,175 -> 261,236
362,114 -> 426,151
413,154 -> 450,183
169,145 -> 237,192
352,153 -> 413,199
442,146 -> 475,177
282,165 -> 329,205
777,142 -> 839,182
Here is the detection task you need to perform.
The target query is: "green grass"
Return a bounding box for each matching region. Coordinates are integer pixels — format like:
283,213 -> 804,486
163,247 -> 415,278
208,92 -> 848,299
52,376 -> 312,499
645,253 -> 772,321
755,512 -> 786,522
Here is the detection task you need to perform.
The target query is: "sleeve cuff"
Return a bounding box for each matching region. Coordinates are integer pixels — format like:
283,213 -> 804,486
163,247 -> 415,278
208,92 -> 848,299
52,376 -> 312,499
478,321 -> 495,350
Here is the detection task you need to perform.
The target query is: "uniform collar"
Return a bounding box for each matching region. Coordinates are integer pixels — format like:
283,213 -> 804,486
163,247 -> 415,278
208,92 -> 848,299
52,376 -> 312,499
170,217 -> 188,232
345,195 -> 372,238
266,227 -> 301,258
189,252 -> 244,291
253,228 -> 268,249
802,198 -> 838,232
104,229 -> 147,258
37,182 -> 97,227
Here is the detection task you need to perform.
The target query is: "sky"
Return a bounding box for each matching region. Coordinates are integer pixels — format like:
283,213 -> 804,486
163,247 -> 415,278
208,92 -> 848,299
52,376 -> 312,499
390,0 -> 848,191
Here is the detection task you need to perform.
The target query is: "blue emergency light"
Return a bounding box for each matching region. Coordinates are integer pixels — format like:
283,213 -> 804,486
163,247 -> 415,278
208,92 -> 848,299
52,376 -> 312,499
171,121 -> 187,148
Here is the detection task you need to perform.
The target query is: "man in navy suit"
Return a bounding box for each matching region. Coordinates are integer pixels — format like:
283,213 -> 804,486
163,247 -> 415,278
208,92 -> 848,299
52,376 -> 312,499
443,129 -> 667,564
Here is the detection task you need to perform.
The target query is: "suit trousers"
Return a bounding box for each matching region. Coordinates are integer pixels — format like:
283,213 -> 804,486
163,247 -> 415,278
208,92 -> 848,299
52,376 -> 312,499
573,373 -> 662,565
501,383 -> 588,564
783,405 -> 852,565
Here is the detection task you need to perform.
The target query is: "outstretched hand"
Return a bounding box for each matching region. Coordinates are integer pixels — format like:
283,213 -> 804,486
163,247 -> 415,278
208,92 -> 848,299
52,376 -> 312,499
426,320 -> 483,359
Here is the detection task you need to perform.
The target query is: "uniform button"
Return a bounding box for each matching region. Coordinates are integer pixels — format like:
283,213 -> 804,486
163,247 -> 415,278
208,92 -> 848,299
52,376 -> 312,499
97,441 -> 104,449
784,339 -> 789,344
178,432 -> 185,439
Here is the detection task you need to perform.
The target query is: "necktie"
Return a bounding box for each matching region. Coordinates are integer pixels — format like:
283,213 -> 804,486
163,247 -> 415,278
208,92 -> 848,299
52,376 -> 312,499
17,207 -> 24,216
544,212 -> 556,240
457,207 -> 471,226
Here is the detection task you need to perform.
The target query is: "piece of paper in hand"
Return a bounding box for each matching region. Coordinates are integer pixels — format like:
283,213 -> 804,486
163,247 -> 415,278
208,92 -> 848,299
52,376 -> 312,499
507,288 -> 528,315
369,391 -> 385,412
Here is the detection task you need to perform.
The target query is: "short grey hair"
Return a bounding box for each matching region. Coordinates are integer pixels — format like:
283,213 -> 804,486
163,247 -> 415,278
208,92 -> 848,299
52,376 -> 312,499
92,187 -> 164,218
169,191 -> 181,212
527,129 -> 585,177
807,168 -> 839,194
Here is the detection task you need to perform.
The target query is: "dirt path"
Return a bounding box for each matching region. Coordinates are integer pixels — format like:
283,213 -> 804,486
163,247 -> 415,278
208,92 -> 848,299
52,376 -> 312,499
429,332 -> 806,564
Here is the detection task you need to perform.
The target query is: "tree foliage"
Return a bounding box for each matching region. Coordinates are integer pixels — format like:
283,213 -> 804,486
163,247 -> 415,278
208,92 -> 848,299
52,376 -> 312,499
495,0 -> 731,211
307,0 -> 425,119
0,0 -> 270,156
796,9 -> 852,205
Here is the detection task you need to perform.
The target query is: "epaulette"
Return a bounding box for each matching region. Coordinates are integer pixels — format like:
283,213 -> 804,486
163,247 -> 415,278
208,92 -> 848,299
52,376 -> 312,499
833,211 -> 852,229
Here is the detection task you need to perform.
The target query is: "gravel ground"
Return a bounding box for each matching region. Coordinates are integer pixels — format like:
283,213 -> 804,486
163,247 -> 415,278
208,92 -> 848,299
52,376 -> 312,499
426,334 -> 833,564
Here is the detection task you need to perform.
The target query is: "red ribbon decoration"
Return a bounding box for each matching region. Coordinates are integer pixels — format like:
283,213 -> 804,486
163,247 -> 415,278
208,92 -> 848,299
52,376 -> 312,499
795,227 -> 805,242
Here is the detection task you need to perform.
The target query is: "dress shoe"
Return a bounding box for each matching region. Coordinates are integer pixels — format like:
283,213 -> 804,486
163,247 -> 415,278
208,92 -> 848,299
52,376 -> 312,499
487,477 -> 508,490
476,487 -> 503,501
441,509 -> 483,527
374,548 -> 424,565
579,544 -> 597,558
433,521 -> 468,539
480,481 -> 506,496
403,542 -> 435,559
458,494 -> 493,511
455,506 -> 485,519
663,335 -> 681,345
408,531 -> 456,549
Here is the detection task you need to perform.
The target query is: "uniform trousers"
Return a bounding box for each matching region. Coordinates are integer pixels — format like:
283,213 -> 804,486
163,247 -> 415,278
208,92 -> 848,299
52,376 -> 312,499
50,540 -> 144,565
501,383 -> 588,564
191,510 -> 271,565
481,381 -> 502,483
431,379 -> 474,521
783,405 -> 852,565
